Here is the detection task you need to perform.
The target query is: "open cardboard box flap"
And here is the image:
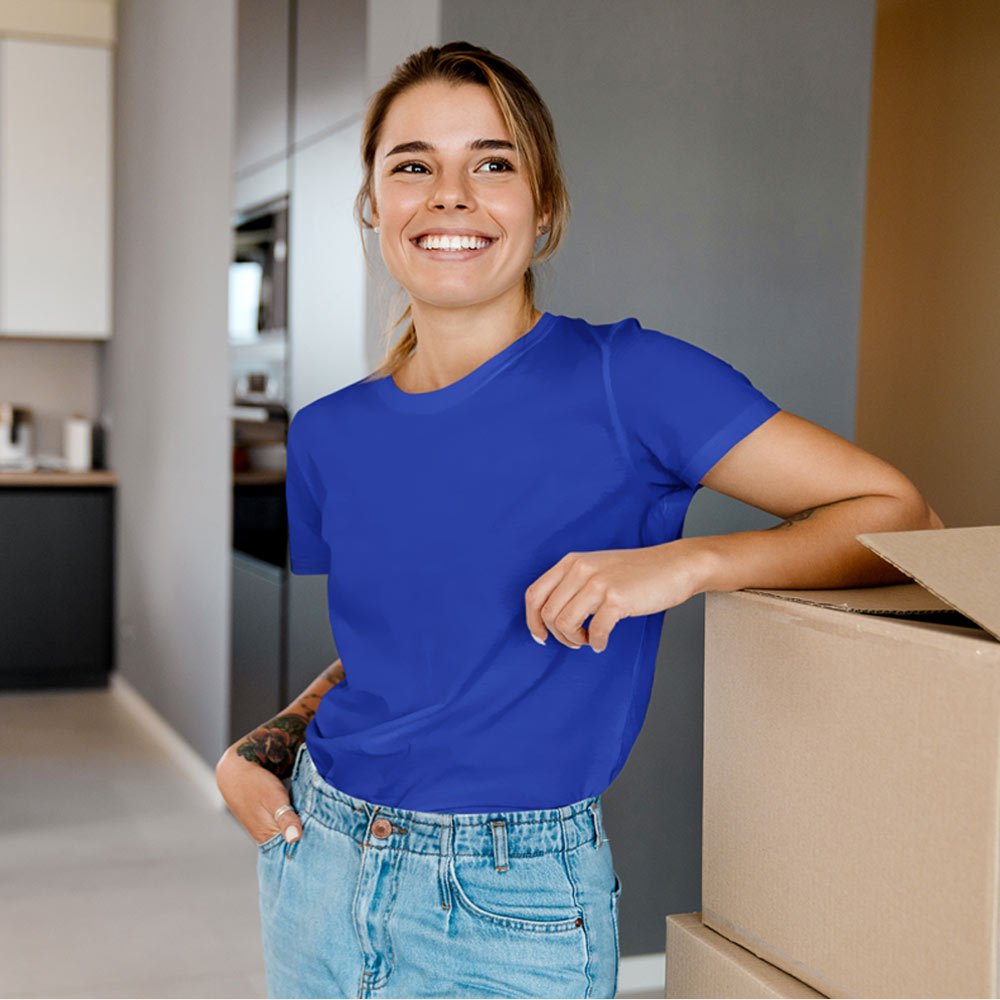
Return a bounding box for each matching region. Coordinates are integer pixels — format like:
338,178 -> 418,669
746,525 -> 1000,643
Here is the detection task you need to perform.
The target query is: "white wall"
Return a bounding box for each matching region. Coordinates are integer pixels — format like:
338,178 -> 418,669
105,0 -> 236,764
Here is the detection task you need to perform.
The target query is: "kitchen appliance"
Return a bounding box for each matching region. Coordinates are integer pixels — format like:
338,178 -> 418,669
230,197 -> 288,342
230,196 -> 290,569
0,403 -> 34,469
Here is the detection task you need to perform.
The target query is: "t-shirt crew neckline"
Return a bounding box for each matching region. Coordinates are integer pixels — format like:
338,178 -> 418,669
374,311 -> 557,413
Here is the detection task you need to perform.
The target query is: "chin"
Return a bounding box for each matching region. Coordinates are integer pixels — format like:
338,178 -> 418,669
409,276 -> 531,312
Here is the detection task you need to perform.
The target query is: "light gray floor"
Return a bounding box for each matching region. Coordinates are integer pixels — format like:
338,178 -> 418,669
0,686 -> 662,1000
0,686 -> 267,999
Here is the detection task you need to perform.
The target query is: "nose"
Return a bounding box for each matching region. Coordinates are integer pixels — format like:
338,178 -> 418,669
428,166 -> 474,212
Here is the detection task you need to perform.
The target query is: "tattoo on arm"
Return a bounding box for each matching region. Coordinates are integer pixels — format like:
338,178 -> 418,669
235,660 -> 346,778
323,660 -> 346,686
770,495 -> 867,530
235,713 -> 309,777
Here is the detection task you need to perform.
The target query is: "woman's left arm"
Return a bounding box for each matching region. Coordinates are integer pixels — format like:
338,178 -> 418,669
525,411 -> 944,651
682,410 -> 944,593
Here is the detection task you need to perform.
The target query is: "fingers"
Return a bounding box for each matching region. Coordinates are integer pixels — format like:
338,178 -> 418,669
263,795 -> 302,845
585,603 -> 619,654
525,568 -> 582,648
526,553 -> 605,651
547,586 -> 594,649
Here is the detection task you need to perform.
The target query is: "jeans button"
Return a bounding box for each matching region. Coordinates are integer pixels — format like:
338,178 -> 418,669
371,817 -> 392,839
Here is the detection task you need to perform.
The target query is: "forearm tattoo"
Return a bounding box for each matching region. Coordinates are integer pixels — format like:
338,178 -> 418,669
235,661 -> 345,778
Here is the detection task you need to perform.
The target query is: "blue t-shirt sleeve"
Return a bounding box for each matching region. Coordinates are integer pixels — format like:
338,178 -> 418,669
607,319 -> 781,490
285,410 -> 331,575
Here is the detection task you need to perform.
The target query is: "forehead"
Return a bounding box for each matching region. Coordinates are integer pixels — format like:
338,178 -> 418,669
379,80 -> 510,152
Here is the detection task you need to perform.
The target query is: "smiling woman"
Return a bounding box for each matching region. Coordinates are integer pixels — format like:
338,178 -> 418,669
354,44 -> 569,396
215,40 -> 943,1000
369,80 -> 543,333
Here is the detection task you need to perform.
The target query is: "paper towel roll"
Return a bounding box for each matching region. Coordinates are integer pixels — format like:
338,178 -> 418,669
64,416 -> 92,472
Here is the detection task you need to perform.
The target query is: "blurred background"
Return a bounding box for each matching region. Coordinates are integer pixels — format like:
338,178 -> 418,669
0,0 -> 997,996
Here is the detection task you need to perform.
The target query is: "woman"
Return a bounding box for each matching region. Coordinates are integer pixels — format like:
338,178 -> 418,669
216,42 -> 942,1000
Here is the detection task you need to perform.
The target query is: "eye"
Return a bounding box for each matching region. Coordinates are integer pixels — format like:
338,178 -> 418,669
390,161 -> 430,174
476,157 -> 515,173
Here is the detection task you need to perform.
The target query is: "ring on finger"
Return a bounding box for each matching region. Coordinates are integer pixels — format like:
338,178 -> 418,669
273,804 -> 295,822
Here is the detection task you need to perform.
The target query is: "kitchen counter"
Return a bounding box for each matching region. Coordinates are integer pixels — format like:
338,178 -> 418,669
233,470 -> 285,486
0,470 -> 118,486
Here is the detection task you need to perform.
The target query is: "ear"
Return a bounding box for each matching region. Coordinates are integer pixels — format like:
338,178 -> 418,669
369,188 -> 380,229
536,204 -> 552,237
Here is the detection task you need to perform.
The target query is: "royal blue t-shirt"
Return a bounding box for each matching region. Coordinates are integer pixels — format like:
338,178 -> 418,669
285,312 -> 779,812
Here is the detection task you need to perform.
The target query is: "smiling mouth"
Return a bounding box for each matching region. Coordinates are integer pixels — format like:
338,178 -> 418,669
414,234 -> 495,251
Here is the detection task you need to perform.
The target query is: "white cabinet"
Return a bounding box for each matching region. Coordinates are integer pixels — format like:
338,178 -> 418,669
0,39 -> 112,339
293,0 -> 364,145
233,0 -> 289,213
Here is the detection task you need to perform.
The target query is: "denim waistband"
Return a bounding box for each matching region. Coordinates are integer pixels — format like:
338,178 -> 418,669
291,742 -> 607,858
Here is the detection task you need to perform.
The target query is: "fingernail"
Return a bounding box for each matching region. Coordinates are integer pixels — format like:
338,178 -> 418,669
531,633 -> 547,645
283,826 -> 300,843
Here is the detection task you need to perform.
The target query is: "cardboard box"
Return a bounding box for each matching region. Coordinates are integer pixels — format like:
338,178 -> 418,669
667,912 -> 825,998
702,526 -> 1000,999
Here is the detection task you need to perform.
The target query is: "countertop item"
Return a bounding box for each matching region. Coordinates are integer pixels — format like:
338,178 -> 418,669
0,470 -> 117,486
63,416 -> 92,472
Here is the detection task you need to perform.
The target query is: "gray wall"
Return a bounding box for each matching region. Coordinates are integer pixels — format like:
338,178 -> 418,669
105,0 -> 236,765
442,0 -> 876,957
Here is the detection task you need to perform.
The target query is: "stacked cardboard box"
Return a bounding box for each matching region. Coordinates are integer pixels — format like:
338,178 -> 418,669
666,912 -> 824,998
696,526 -> 1000,998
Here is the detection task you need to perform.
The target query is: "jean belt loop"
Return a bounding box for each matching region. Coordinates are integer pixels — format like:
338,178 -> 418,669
490,818 -> 510,872
291,744 -> 313,815
590,799 -> 604,849
438,815 -> 454,912
292,741 -> 307,782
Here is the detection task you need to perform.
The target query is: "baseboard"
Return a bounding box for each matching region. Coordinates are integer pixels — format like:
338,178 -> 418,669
619,952 -> 665,996
110,673 -> 226,810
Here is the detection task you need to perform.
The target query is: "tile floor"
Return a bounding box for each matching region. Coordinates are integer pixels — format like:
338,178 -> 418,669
0,686 -> 663,999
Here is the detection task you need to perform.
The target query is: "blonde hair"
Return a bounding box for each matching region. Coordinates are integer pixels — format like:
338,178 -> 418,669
357,42 -> 570,383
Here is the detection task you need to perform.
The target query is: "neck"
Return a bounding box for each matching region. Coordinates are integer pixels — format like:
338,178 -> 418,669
401,286 -> 541,392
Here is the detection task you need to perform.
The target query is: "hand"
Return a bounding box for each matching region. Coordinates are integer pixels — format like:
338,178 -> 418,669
525,542 -> 706,653
215,743 -> 303,846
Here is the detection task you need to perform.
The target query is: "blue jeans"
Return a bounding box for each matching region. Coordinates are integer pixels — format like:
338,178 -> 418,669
257,743 -> 623,998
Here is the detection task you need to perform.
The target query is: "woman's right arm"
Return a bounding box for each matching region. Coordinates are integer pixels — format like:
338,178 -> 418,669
215,657 -> 345,845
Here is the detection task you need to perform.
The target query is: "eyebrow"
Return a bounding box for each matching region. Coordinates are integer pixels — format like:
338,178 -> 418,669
384,138 -> 515,156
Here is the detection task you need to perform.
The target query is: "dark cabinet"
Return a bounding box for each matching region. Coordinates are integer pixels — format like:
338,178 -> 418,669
228,547 -> 337,746
230,550 -> 284,743
0,486 -> 114,688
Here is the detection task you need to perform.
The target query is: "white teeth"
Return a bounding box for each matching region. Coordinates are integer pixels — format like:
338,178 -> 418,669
417,234 -> 492,251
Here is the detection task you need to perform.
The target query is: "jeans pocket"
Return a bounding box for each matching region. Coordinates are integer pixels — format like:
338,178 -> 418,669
610,872 -> 622,995
610,873 -> 622,941
257,768 -> 310,858
448,854 -> 584,934
256,829 -> 286,853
